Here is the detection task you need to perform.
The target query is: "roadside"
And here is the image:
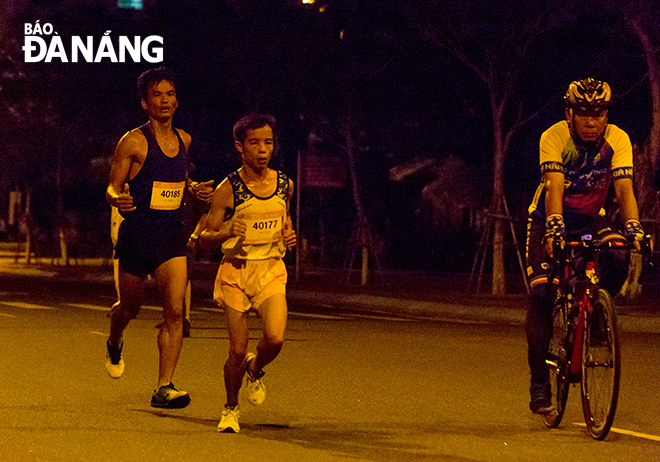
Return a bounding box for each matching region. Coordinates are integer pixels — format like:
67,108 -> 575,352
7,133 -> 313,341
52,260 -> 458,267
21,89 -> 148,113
0,241 -> 658,333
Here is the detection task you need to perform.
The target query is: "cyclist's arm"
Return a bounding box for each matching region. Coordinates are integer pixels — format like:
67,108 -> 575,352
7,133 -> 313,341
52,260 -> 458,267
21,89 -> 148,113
543,171 -> 565,257
544,171 -> 565,218
613,178 -> 639,223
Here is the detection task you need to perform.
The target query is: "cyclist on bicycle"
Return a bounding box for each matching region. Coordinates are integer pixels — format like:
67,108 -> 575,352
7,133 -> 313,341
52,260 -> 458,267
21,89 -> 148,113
525,78 -> 645,414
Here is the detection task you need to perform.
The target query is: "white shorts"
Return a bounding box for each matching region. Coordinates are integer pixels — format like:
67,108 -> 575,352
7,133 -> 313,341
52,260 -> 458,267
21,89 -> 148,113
213,258 -> 287,313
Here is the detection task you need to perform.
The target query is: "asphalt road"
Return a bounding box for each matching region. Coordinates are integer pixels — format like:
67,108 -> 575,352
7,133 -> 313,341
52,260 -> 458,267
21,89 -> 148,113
0,276 -> 659,461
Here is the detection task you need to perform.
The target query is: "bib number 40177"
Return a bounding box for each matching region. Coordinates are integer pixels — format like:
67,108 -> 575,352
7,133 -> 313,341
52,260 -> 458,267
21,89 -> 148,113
243,211 -> 284,244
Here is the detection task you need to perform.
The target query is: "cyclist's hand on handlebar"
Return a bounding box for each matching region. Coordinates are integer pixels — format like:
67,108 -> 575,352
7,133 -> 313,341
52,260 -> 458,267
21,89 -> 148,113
544,232 -> 564,259
624,219 -> 644,252
544,214 -> 565,259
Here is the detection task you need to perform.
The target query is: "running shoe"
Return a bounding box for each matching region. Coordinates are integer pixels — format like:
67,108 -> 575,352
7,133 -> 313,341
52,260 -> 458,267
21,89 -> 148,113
217,406 -> 240,433
529,382 -> 553,414
150,383 -> 191,409
105,339 -> 124,379
245,353 -> 266,406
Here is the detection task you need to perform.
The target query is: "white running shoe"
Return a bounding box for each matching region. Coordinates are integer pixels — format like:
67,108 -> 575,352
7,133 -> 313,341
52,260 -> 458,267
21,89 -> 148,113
217,406 -> 240,433
245,353 -> 266,406
105,339 -> 124,379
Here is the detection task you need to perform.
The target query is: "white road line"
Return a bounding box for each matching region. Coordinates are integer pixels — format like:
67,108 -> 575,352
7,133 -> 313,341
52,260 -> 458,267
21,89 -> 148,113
574,423 -> 660,442
347,313 -> 413,322
198,307 -> 223,313
0,302 -> 56,310
66,303 -> 162,312
0,312 -> 17,318
68,303 -> 111,312
89,331 -> 107,336
290,312 -> 347,320
141,305 -> 162,312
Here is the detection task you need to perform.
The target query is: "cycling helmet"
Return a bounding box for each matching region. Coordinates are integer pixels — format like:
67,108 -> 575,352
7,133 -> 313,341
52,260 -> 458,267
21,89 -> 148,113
564,78 -> 612,108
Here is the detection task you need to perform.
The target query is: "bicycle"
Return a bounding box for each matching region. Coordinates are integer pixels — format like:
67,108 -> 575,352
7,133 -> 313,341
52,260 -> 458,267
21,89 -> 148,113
542,233 -> 653,440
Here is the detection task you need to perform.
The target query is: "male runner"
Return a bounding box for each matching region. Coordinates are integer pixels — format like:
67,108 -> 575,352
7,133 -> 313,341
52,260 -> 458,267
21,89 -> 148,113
525,78 -> 646,414
199,114 -> 296,433
105,67 -> 211,408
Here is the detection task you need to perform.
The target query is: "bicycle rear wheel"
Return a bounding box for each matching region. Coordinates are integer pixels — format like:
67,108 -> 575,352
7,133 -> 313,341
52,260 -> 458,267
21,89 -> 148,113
581,288 -> 620,440
544,289 -> 571,428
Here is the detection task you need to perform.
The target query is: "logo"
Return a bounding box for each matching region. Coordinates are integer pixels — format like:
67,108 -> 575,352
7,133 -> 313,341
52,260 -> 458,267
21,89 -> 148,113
22,21 -> 163,63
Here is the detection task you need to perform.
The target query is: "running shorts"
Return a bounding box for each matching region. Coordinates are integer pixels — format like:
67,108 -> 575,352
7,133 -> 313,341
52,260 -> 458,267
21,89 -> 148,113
114,219 -> 188,277
213,257 -> 287,313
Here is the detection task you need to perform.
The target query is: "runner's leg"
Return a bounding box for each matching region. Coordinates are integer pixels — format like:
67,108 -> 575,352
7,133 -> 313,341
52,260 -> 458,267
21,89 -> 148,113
154,256 -> 187,387
109,267 -> 144,346
223,306 -> 250,408
249,294 -> 287,377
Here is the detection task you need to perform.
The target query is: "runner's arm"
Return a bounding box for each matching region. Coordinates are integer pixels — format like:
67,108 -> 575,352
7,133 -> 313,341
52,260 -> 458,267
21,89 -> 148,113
199,179 -> 245,250
106,131 -> 143,212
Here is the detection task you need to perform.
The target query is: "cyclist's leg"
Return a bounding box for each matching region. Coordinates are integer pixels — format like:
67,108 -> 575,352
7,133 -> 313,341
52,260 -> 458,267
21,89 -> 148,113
593,219 -> 629,296
525,216 -> 555,412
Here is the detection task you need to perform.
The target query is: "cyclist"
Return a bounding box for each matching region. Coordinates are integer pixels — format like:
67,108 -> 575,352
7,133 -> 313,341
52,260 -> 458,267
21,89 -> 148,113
525,78 -> 645,414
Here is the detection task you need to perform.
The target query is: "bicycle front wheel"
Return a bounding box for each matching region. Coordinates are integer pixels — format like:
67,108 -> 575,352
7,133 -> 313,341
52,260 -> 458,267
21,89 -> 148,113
581,288 -> 620,440
544,288 -> 571,428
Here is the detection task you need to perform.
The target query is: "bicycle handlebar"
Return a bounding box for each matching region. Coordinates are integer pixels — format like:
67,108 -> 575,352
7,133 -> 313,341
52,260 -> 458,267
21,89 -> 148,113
549,233 -> 654,285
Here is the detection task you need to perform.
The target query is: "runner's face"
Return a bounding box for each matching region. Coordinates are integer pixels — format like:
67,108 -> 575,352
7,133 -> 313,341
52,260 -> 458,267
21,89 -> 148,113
569,107 -> 608,143
141,80 -> 178,122
236,125 -> 274,171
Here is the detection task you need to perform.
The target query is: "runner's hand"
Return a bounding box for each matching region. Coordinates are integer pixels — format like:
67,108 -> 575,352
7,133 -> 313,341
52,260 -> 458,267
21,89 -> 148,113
193,180 -> 215,203
230,215 -> 246,238
283,221 -> 296,249
116,183 -> 136,213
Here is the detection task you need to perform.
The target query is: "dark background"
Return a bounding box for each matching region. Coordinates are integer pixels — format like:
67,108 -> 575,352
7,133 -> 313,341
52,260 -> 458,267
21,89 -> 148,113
0,0 -> 656,276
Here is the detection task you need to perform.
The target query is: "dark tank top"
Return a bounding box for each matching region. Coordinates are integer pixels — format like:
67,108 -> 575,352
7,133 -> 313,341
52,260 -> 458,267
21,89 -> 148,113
122,123 -> 188,225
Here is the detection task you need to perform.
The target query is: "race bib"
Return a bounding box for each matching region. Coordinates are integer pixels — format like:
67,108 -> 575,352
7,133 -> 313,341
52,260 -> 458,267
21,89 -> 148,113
242,210 -> 285,244
150,181 -> 185,210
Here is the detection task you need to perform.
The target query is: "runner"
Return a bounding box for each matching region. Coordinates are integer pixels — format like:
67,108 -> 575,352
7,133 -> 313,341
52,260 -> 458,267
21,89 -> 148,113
199,114 -> 296,433
105,66 -> 211,408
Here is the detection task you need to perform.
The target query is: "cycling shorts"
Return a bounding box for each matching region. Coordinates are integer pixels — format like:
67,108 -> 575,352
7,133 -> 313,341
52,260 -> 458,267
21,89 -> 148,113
525,214 -> 627,290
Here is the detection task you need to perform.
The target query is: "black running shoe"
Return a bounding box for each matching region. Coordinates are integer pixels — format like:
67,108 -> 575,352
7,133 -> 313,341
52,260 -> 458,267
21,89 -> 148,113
151,383 -> 191,409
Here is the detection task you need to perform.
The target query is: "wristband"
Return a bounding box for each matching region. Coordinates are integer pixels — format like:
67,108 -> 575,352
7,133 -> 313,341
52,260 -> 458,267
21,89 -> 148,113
545,214 -> 565,238
624,219 -> 644,240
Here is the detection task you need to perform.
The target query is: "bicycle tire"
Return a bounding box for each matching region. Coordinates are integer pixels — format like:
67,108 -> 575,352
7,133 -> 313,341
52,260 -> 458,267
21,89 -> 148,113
581,288 -> 620,440
544,288 -> 571,428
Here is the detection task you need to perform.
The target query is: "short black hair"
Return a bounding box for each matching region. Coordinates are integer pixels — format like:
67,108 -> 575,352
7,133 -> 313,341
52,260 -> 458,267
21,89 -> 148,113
137,66 -> 177,103
233,113 -> 276,144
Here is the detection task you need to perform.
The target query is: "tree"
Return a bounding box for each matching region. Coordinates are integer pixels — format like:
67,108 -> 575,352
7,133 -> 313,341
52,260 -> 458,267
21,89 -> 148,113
618,1 -> 660,299
407,0 -> 572,294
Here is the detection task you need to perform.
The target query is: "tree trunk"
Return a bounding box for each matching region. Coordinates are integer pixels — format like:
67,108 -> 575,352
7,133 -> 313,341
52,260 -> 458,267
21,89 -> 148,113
491,99 -> 507,295
620,17 -> 660,300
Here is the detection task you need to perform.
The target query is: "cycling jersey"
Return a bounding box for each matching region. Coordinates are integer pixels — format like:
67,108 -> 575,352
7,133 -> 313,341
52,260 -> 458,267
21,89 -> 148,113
528,121 -> 633,220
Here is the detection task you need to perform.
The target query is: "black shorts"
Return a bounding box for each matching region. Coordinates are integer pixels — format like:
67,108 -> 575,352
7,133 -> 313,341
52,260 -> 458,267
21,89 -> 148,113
525,214 -> 628,292
114,219 -> 188,277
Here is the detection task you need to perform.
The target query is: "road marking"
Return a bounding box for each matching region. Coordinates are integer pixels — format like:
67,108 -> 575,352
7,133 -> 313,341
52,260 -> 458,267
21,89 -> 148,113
66,303 -> 162,312
89,331 -> 107,336
290,312 -> 346,320
68,303 -> 111,312
0,312 -> 17,318
0,302 -> 55,310
574,423 -> 660,441
347,313 -> 413,322
198,307 -> 223,313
